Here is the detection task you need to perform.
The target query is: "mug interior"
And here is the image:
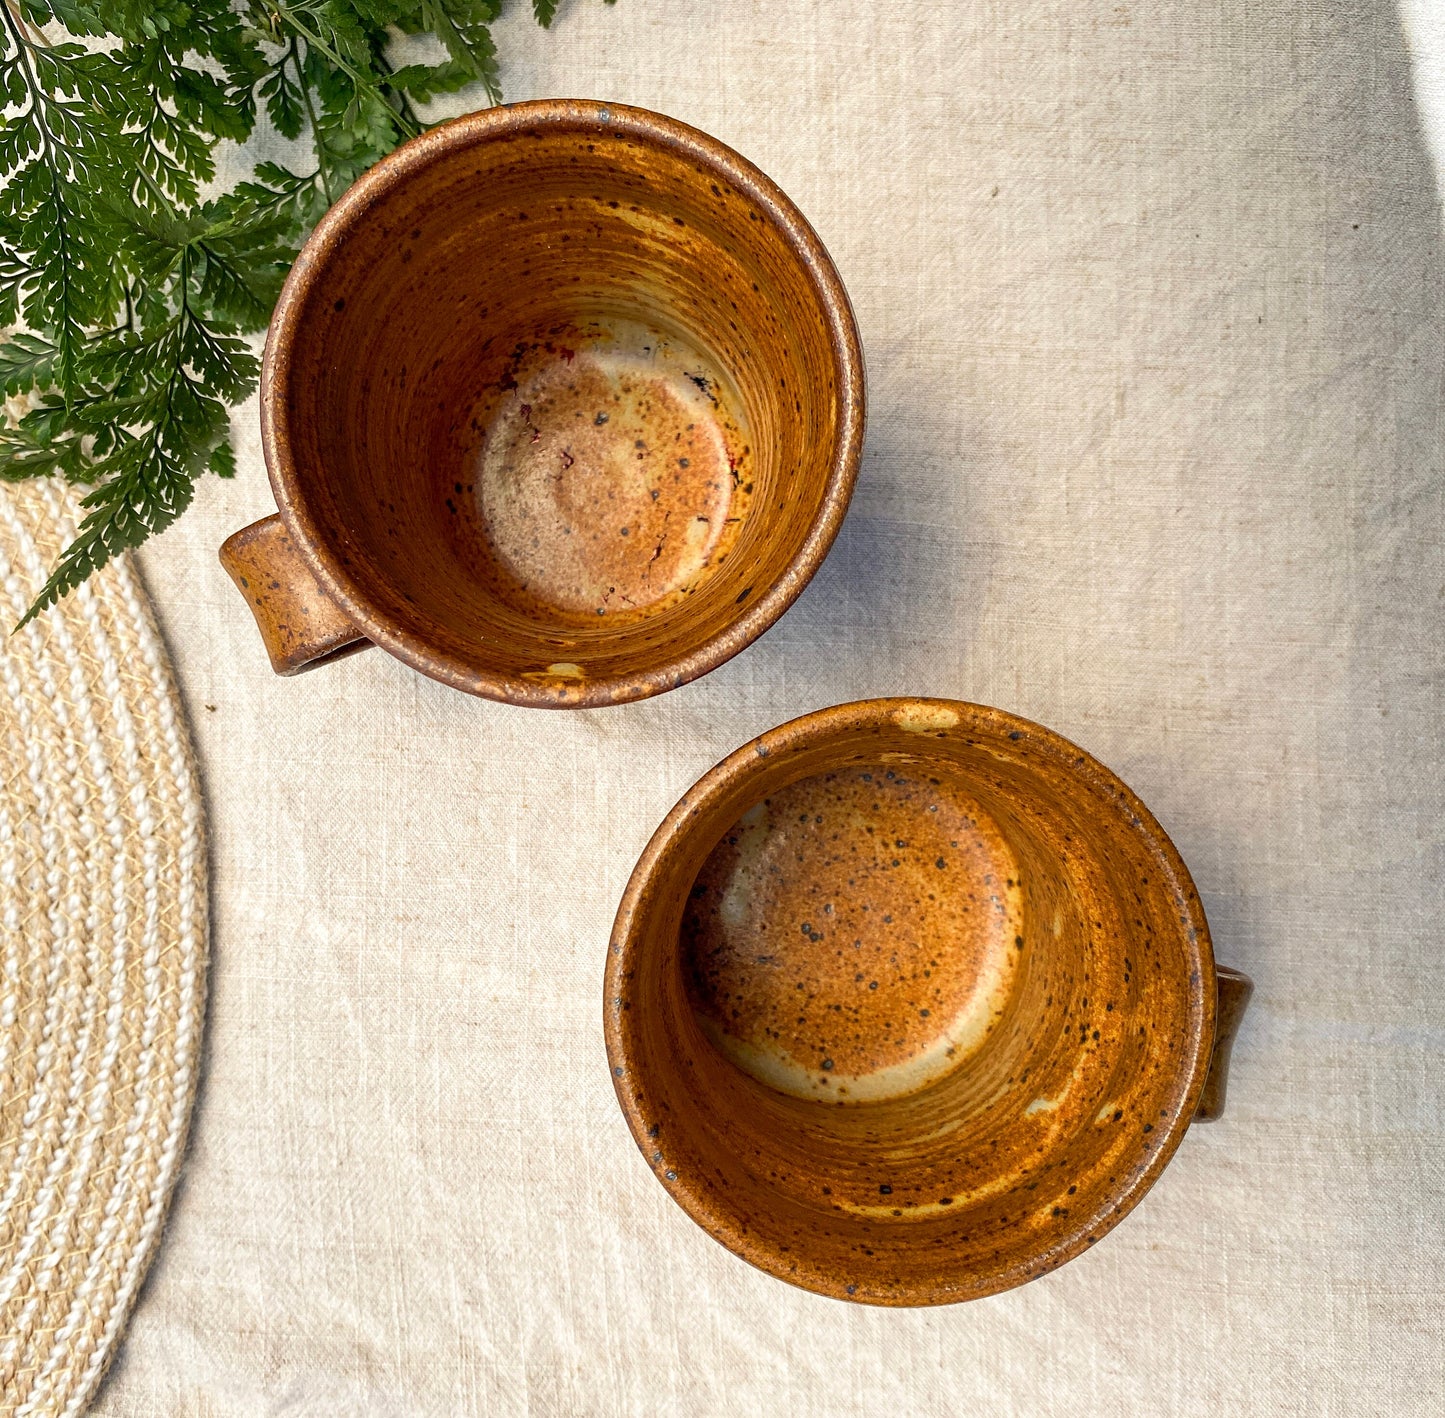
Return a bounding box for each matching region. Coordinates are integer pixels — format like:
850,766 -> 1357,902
607,701 -> 1215,1304
264,102 -> 860,703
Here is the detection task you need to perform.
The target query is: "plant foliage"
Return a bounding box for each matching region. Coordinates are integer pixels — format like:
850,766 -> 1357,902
0,0 -> 608,625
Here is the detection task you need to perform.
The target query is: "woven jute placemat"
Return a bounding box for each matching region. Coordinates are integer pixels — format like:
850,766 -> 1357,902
0,480 -> 207,1416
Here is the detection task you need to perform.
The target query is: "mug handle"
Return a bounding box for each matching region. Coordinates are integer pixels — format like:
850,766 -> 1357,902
1193,964 -> 1253,1122
219,514 -> 372,675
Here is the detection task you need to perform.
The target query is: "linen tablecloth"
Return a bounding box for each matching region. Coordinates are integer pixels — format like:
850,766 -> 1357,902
94,2 -> 1444,1412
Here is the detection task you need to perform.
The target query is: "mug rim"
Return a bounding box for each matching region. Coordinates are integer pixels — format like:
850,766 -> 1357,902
605,697 -> 1218,1305
259,99 -> 866,708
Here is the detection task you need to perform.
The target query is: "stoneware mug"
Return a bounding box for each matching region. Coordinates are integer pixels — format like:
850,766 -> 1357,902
220,100 -> 864,706
606,699 -> 1253,1304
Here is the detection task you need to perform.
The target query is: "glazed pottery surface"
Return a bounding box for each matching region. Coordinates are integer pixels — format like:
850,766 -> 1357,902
606,699 -> 1252,1304
220,100 -> 864,706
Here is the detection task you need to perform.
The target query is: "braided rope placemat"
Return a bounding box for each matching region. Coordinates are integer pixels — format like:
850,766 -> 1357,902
0,481 -> 207,1416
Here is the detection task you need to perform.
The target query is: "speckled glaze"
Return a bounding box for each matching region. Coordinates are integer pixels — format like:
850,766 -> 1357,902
606,699 -> 1253,1305
218,514 -> 371,673
219,100 -> 864,704
683,766 -> 1024,1103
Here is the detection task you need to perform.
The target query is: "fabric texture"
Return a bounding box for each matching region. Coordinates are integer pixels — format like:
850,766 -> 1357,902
91,1 -> 1445,1413
0,482 -> 207,1416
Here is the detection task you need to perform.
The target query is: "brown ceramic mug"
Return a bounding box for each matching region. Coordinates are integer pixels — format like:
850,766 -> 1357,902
220,101 -> 864,706
606,699 -> 1252,1304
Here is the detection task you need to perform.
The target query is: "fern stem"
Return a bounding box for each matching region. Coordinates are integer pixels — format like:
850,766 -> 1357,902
371,45 -> 424,134
292,38 -> 336,205
3,1 -> 48,51
273,4 -> 420,139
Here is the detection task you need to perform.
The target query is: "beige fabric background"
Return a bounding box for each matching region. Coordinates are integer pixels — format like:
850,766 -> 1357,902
90,0 -> 1444,1412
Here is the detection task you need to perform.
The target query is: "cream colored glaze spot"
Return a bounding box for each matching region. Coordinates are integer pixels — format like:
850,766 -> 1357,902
892,704 -> 960,734
523,662 -> 586,682
717,801 -> 770,933
837,1165 -> 1027,1218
